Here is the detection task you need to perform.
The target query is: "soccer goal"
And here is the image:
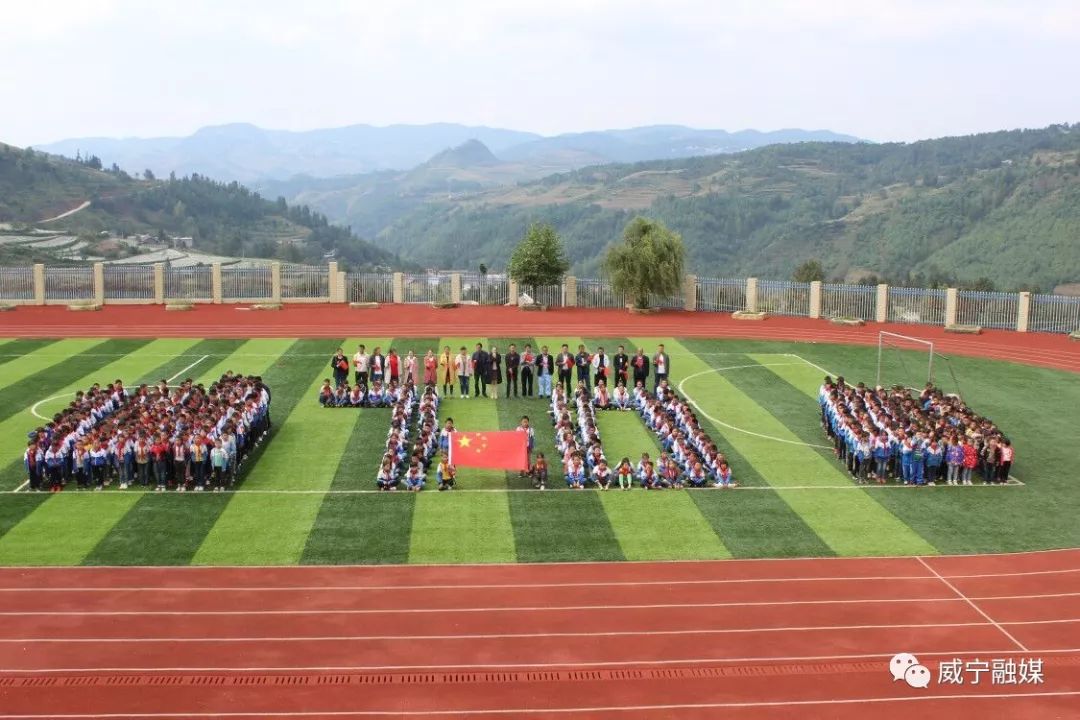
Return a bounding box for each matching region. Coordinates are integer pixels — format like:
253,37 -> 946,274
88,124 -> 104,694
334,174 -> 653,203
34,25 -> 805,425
876,331 -> 963,397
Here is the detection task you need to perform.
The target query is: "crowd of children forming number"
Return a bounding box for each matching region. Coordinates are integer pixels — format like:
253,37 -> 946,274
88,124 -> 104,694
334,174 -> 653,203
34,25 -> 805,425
820,376 -> 1015,486
23,374 -> 271,492
352,339 -> 737,491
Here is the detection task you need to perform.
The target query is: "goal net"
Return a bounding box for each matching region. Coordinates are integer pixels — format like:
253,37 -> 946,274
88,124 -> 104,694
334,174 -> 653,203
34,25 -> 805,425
876,331 -> 963,399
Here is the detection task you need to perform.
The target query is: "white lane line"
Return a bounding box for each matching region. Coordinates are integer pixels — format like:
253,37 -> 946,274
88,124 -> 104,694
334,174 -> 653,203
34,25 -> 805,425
1,564 -> 1078,593
166,354 -> 209,383
2,648 -> 1077,675
917,556 -> 1030,652
676,362 -> 836,449
6,619 -> 1047,643
3,692 -> 1080,718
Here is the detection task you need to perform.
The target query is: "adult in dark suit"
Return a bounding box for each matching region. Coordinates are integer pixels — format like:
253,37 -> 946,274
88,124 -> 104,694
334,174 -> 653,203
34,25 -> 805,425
613,345 -> 629,387
330,348 -> 349,388
505,344 -> 521,398
631,348 -> 650,389
556,344 -> 574,396
471,343 -> 490,399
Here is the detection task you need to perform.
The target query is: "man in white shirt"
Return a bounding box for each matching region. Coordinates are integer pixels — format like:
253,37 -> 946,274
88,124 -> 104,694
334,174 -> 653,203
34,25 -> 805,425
653,344 -> 670,393
353,345 -> 370,387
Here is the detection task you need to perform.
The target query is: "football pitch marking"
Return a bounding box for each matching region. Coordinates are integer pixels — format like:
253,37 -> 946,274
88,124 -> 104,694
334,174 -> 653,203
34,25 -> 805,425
676,360 -> 834,449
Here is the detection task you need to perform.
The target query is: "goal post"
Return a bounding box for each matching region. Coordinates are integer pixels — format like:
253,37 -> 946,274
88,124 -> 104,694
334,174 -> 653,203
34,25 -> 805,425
876,331 -> 934,389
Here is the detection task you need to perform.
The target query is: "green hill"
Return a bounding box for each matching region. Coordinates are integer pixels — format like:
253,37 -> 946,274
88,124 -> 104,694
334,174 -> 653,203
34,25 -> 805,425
375,124 -> 1080,290
0,143 -> 397,269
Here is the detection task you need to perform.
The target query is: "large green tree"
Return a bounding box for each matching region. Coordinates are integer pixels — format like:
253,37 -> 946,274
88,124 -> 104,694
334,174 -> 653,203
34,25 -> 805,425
506,222 -> 570,296
605,216 -> 685,309
792,259 -> 826,283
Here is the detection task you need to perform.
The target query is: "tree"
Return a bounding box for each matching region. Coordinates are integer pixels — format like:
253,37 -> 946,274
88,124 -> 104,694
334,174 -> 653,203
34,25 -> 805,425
506,223 -> 570,297
605,216 -> 685,310
792,259 -> 826,283
143,169 -> 156,181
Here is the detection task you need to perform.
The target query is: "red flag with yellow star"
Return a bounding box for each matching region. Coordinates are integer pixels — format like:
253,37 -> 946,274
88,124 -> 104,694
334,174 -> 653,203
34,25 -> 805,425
448,431 -> 529,470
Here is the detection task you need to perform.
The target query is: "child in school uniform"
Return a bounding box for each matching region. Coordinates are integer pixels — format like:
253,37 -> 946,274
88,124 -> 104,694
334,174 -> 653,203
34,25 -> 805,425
529,452 -> 549,490
404,460 -> 426,491
516,416 -> 535,475
593,459 -> 612,490
376,459 -> 399,491
639,460 -> 659,489
565,453 -> 586,489
616,457 -> 634,490
713,462 -> 735,488
318,379 -> 334,406
436,453 -> 456,491
686,461 -> 708,488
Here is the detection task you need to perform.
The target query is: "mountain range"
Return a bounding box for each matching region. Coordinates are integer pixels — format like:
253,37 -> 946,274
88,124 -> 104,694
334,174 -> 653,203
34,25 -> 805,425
37,123 -> 862,183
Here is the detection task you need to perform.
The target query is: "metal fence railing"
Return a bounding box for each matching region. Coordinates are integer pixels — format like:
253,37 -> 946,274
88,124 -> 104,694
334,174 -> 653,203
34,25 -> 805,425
887,286 -> 947,326
822,283 -> 876,320
697,277 -> 746,312
44,266 -> 94,301
346,272 -> 393,303
0,267 -> 34,300
956,290 -> 1019,330
759,280 -> 811,316
222,266 -> 272,300
164,266 -> 212,301
528,284 -> 564,307
7,262 -> 1080,336
576,278 -> 626,309
1029,294 -> 1080,334
461,272 -> 509,305
104,265 -> 155,300
282,266 -> 329,299
401,273 -> 452,304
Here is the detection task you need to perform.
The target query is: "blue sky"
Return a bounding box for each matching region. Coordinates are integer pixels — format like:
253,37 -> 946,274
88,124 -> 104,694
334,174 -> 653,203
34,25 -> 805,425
2,0 -> 1077,146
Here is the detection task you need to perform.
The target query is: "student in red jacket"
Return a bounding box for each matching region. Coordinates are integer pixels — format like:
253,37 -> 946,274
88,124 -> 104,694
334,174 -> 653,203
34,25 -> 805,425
960,437 -> 978,486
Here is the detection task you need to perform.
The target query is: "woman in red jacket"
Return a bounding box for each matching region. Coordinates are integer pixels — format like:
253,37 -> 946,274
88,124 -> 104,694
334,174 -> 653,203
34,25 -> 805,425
960,437 -> 979,486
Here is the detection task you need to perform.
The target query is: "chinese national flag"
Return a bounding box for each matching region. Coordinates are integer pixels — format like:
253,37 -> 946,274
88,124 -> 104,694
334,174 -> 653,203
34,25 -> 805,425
448,431 -> 528,470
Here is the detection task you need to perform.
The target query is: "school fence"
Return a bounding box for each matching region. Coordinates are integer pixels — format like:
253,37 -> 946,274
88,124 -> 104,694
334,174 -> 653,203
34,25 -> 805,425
0,262 -> 1077,335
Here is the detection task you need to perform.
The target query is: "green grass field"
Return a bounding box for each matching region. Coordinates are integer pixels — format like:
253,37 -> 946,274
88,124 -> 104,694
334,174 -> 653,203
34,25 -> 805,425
0,336 -> 1077,566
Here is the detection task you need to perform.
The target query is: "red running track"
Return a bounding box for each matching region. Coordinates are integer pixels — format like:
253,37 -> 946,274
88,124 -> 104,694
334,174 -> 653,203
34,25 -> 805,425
1,303 -> 1078,372
0,550 -> 1077,718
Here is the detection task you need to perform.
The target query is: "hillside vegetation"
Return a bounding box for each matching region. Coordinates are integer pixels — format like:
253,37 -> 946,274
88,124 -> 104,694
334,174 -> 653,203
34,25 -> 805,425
0,143 -> 396,268
376,124 -> 1080,290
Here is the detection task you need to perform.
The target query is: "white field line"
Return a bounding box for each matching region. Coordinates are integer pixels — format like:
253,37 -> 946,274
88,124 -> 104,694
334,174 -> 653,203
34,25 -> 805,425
0,546 -> 1072,570
917,556 -> 1030,652
3,648 -> 1079,675
0,589 -> 1076,617
166,354 -> 209,383
676,362 -> 835,449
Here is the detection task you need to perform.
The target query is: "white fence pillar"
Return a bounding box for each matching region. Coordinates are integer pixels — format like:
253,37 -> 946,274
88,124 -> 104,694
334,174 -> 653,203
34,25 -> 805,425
809,281 -> 822,319
745,277 -> 758,312
1017,291 -> 1031,332
153,264 -> 165,304
327,262 -> 339,302
683,274 -> 697,311
564,276 -> 577,307
875,283 -> 889,323
211,263 -> 223,304
33,263 -> 45,305
271,262 -> 282,303
450,273 -> 462,303
92,262 -> 105,305
945,288 -> 958,326
392,272 -> 404,303
508,279 -> 519,306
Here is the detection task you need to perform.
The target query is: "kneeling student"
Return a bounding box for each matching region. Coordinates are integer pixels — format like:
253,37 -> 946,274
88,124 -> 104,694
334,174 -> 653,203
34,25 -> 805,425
436,453 -> 456,491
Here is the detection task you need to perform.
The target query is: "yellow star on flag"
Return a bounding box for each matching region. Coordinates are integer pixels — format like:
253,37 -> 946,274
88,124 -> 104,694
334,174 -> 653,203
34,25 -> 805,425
457,436 -> 472,448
